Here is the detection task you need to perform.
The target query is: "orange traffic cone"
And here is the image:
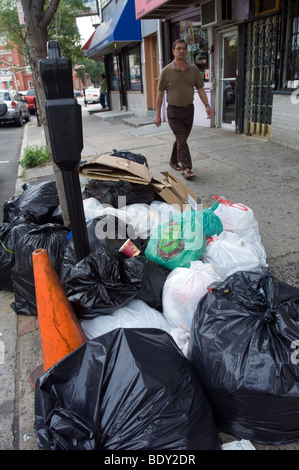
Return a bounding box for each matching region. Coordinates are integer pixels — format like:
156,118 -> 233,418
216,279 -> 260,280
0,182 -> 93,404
32,248 -> 87,372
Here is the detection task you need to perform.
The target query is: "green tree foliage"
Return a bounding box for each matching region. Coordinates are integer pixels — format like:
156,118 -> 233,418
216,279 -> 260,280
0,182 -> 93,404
0,0 -> 88,65
76,57 -> 104,86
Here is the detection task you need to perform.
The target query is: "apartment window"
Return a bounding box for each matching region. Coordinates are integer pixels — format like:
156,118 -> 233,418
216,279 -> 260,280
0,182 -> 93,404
254,0 -> 280,16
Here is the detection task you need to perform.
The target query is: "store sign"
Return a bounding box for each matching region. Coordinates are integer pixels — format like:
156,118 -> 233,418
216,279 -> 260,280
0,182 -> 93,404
0,76 -> 12,82
16,1 -> 25,25
135,0 -> 167,20
77,0 -> 99,17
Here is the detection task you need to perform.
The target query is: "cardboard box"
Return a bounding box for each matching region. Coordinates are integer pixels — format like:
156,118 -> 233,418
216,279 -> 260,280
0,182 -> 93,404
151,171 -> 207,211
79,154 -> 151,185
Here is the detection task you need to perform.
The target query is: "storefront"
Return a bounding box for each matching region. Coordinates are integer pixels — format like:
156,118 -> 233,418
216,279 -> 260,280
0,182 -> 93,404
87,0 -> 142,112
135,0 -> 215,127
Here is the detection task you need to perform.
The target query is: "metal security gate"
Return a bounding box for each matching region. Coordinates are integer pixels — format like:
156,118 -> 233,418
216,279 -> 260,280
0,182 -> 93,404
244,14 -> 281,137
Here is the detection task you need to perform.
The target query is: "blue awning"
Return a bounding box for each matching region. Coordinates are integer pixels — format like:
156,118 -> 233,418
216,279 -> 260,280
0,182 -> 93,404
87,0 -> 141,58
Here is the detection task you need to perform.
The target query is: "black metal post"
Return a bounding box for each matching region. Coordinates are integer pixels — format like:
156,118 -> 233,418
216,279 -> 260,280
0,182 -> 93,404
39,40 -> 90,262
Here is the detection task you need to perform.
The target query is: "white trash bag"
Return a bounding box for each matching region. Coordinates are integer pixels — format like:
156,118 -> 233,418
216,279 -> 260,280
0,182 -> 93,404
81,299 -> 174,339
202,231 -> 261,279
162,261 -> 224,332
213,196 -> 267,267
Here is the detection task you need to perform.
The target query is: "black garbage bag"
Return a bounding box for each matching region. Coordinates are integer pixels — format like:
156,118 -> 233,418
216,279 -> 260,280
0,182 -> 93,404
83,179 -> 155,208
61,248 -> 140,319
0,217 -> 38,291
61,215 -> 142,271
3,180 -> 59,225
110,148 -> 149,167
11,223 -> 69,316
60,216 -> 145,318
34,328 -> 221,450
189,269 -> 299,445
123,255 -> 170,311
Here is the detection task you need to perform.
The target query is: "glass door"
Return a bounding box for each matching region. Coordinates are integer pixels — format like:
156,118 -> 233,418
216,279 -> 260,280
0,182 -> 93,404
220,31 -> 238,129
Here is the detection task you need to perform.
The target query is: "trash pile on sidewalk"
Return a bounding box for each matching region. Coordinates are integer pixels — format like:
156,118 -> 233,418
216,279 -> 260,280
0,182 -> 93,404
1,150 -> 299,450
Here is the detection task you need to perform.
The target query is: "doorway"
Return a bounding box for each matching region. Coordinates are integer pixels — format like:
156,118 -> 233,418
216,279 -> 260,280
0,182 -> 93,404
144,33 -> 159,110
220,30 -> 238,129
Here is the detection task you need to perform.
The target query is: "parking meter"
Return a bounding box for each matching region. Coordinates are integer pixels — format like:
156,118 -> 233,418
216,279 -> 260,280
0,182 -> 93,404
39,40 -> 90,262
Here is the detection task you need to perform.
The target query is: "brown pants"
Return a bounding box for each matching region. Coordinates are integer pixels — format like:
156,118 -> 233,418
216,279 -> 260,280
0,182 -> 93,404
167,104 -> 194,170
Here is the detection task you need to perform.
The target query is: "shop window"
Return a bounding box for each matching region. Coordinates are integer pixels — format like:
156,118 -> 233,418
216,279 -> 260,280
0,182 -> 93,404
280,0 -> 299,89
254,0 -> 280,16
171,18 -> 209,82
127,45 -> 141,91
109,54 -> 120,91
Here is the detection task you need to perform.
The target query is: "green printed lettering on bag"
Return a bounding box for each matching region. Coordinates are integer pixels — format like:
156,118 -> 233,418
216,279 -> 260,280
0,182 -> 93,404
157,220 -> 185,260
145,210 -> 206,270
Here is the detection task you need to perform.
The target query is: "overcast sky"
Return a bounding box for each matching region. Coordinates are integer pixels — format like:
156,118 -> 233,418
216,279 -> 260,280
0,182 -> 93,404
76,15 -> 101,45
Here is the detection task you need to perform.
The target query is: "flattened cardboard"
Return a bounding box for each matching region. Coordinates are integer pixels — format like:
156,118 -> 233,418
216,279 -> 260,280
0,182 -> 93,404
151,171 -> 207,210
79,154 -> 151,185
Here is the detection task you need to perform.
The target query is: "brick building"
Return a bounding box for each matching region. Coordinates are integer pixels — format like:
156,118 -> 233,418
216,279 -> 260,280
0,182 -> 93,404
0,37 -> 87,93
0,38 -> 33,92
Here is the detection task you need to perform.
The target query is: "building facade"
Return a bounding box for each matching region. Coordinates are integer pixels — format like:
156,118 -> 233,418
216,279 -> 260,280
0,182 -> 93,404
86,0 -> 144,113
135,0 -> 299,149
0,38 -> 33,92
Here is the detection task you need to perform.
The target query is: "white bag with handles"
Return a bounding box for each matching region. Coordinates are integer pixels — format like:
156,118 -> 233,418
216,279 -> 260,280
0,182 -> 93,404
213,196 -> 267,267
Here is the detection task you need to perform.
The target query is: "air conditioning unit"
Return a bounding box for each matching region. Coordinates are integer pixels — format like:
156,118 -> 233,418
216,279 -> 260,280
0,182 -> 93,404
201,0 -> 234,28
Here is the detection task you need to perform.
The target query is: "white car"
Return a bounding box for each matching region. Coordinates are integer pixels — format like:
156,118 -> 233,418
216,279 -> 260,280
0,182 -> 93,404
0,89 -> 30,127
84,87 -> 100,104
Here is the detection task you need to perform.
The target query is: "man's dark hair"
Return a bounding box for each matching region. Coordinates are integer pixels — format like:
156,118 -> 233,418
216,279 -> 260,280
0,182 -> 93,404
172,38 -> 187,49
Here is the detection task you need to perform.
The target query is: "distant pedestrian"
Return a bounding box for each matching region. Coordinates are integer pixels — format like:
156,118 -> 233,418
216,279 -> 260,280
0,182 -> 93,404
154,38 -> 212,179
100,73 -> 107,109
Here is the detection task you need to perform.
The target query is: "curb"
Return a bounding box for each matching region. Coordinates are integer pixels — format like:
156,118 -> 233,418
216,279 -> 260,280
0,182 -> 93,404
14,123 -> 29,196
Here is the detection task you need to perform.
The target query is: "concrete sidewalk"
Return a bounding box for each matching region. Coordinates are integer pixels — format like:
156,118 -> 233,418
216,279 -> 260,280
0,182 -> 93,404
2,102 -> 299,450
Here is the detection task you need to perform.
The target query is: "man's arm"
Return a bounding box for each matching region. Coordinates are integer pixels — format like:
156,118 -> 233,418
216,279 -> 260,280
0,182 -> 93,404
154,90 -> 164,127
197,87 -> 213,119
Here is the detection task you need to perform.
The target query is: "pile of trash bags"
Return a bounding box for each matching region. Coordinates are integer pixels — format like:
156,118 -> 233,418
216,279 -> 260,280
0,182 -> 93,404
1,151 -> 299,450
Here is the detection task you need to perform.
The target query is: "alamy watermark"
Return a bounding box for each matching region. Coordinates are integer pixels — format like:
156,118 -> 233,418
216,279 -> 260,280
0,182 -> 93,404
0,340 -> 4,365
92,197 -> 204,246
291,88 -> 299,105
291,339 -> 299,365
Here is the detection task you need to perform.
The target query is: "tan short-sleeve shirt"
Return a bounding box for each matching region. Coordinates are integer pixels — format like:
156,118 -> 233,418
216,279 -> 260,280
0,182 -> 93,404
157,60 -> 204,107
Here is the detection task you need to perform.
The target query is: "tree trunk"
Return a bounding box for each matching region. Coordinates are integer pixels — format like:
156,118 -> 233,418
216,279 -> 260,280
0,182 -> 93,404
21,0 -> 70,226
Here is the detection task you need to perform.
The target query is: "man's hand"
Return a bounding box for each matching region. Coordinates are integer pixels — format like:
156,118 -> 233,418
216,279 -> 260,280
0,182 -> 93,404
206,105 -> 213,119
154,115 -> 161,127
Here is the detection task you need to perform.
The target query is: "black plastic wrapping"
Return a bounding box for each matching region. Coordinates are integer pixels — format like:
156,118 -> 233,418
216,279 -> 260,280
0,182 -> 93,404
83,179 -> 155,208
110,148 -> 149,167
189,269 -> 299,445
11,223 -> 69,315
123,255 -> 170,311
60,248 -> 140,318
59,216 -> 153,318
35,328 -> 221,450
3,180 -> 60,224
0,217 -> 38,291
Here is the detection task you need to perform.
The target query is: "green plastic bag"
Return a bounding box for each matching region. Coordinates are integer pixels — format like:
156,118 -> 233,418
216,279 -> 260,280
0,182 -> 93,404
145,210 -> 206,270
202,201 -> 223,238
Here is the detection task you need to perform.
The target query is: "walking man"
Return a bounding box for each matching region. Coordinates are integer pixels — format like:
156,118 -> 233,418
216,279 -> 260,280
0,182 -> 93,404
154,39 -> 212,179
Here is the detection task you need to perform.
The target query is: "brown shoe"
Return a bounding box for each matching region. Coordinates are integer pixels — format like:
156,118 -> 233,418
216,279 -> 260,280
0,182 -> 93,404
182,169 -> 196,179
170,162 -> 182,171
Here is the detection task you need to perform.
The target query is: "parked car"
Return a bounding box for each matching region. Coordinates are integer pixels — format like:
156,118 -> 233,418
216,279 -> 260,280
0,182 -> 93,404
0,89 -> 30,127
74,90 -> 82,98
84,87 -> 100,103
24,87 -> 36,114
